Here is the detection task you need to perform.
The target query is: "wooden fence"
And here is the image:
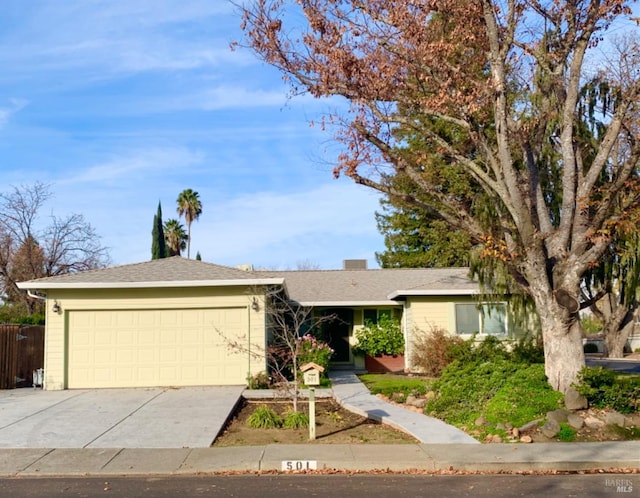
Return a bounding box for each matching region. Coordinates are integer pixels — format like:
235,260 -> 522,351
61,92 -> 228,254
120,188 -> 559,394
0,324 -> 45,389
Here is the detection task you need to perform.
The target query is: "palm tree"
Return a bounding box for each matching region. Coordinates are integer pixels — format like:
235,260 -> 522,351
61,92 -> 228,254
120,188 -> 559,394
163,219 -> 188,257
176,189 -> 202,259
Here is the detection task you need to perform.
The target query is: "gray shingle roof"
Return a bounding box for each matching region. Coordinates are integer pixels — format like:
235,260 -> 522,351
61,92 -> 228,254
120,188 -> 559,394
17,257 -> 478,302
17,257 -> 283,289
260,267 -> 478,304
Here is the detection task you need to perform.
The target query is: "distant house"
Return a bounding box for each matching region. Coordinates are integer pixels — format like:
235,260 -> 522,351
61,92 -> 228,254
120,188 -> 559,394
18,257 -> 521,390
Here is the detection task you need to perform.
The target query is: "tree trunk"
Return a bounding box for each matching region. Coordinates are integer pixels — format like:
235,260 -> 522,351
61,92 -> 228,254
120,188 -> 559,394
530,273 -> 585,393
604,319 -> 634,358
540,313 -> 585,393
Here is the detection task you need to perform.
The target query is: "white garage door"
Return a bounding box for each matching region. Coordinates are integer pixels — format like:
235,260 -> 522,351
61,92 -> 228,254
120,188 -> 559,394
67,308 -> 247,388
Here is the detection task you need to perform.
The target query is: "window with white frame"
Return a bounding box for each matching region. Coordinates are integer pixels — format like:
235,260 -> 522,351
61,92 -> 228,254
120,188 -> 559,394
455,303 -> 507,335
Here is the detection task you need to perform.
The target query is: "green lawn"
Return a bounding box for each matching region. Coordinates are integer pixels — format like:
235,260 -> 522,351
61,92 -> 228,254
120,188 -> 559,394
358,373 -> 432,398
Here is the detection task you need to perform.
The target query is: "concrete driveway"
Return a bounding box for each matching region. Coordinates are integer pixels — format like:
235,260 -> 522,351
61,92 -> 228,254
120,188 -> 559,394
0,386 -> 244,449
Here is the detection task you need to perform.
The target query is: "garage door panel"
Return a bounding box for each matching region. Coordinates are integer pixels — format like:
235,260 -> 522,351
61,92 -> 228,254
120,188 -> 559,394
68,308 -> 247,388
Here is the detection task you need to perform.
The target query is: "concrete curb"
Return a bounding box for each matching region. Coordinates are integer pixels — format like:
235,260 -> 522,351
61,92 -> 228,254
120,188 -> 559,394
2,442 -> 638,477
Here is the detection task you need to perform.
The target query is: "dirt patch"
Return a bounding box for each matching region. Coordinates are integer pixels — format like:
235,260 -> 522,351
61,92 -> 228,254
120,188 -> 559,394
212,398 -> 418,446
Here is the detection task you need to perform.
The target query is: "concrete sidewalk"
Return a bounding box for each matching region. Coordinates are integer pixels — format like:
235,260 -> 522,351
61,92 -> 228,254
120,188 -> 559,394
1,442 -> 638,476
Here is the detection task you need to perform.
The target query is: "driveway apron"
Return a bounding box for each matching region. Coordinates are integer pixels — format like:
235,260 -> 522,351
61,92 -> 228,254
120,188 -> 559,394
0,386 -> 243,449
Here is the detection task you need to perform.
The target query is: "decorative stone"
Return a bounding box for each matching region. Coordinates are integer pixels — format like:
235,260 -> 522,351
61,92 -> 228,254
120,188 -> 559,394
491,434 -> 503,444
605,411 -> 627,428
541,419 -> 561,438
546,409 -> 570,424
496,423 -> 506,431
411,398 -> 427,409
475,416 -> 487,427
518,419 -> 543,433
405,395 -> 417,405
512,427 -> 520,438
564,387 -> 588,410
567,414 -> 584,429
584,415 -> 605,429
520,435 -> 533,443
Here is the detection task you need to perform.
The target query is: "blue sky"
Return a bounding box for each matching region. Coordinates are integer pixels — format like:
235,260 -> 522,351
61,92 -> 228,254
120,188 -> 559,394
0,0 -> 384,270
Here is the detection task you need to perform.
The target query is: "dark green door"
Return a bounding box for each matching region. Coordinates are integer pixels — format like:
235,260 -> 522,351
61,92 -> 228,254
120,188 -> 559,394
323,308 -> 353,363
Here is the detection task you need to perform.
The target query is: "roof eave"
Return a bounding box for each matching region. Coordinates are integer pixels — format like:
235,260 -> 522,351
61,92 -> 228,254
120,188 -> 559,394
17,278 -> 286,290
387,289 -> 479,300
293,300 -> 401,307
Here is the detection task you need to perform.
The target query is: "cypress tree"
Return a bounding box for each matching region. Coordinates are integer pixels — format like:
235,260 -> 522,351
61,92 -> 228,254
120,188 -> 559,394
151,201 -> 166,260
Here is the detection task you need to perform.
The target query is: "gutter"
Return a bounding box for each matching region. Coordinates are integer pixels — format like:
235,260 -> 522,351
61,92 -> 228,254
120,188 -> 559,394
26,290 -> 47,301
16,277 -> 286,291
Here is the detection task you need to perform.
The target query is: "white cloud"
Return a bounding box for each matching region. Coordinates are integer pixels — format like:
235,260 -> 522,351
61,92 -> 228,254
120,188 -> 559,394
87,180 -> 383,269
59,146 -> 204,185
0,98 -> 28,127
0,0 -> 243,81
188,182 -> 383,267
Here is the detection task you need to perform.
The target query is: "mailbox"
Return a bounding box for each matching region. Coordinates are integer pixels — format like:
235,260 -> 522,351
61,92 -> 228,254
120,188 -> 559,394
300,362 -> 324,386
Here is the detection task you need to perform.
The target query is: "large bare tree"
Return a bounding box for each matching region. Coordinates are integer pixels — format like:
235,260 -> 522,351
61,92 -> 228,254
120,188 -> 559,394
241,1 -> 640,392
0,183 -> 110,313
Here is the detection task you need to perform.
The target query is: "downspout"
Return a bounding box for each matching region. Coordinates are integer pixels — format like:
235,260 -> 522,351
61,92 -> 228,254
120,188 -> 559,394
247,303 -> 252,380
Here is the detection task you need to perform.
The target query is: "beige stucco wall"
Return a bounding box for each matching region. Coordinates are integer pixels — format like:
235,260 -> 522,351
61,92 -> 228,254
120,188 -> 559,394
43,286 -> 267,390
403,296 -> 528,371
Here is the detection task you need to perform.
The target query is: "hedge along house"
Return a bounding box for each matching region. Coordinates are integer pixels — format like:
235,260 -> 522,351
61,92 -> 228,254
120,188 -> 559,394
17,257 -> 284,390
18,257 -> 521,390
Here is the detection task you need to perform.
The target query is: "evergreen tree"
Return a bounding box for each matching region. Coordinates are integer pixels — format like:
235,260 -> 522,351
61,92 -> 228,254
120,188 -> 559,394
151,201 -> 166,260
375,174 -> 471,268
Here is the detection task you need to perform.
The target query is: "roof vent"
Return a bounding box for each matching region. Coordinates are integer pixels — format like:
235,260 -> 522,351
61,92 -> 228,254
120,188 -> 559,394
342,259 -> 367,270
236,264 -> 254,272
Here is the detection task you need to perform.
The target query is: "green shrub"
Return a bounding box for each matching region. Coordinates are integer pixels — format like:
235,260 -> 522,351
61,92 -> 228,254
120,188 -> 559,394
426,359 -> 564,433
448,334 -> 510,364
581,315 -> 602,336
353,316 -> 404,357
410,326 -> 465,377
472,335 -> 510,360
246,371 -> 271,389
283,410 -> 309,429
510,334 -> 545,364
247,405 -> 283,429
483,364 -> 563,427
575,367 -> 640,413
557,423 -> 577,442
0,307 -> 45,325
426,357 -> 519,426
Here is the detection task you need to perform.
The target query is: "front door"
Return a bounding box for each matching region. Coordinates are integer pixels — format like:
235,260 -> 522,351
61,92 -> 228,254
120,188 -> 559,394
323,308 -> 353,363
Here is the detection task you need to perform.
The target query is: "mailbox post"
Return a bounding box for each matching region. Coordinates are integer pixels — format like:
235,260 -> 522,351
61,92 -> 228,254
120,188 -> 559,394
301,362 -> 324,441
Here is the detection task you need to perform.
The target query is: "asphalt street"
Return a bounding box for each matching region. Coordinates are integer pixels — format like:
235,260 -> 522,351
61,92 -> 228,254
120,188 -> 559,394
0,474 -> 636,498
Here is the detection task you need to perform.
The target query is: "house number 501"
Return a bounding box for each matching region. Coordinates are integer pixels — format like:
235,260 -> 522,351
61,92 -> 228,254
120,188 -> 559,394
281,460 -> 317,471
